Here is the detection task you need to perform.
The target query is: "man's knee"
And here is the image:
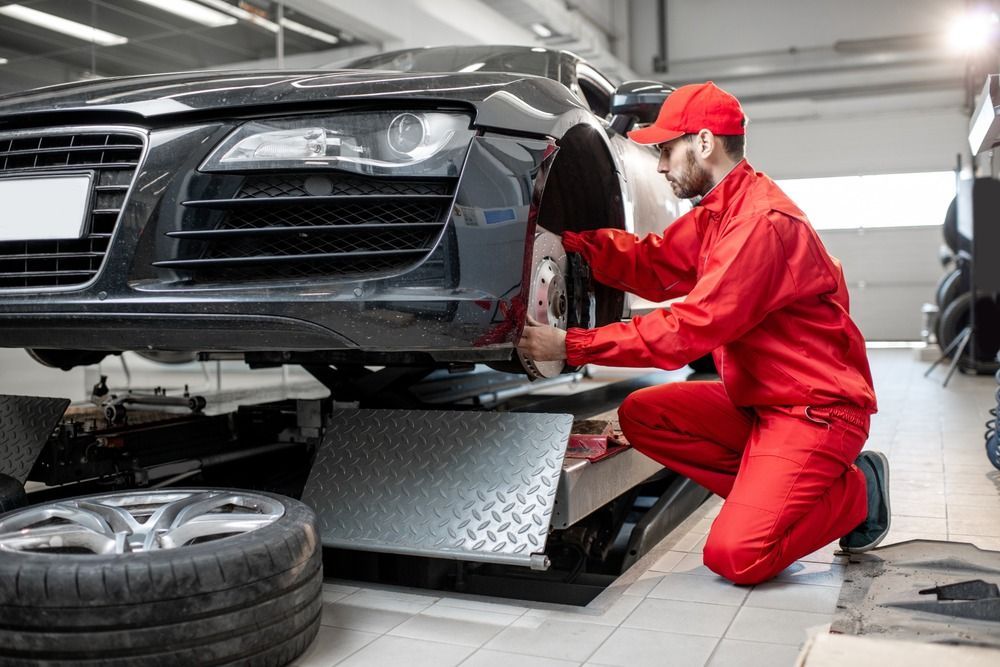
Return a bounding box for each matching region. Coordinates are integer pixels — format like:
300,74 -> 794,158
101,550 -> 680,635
702,529 -> 777,586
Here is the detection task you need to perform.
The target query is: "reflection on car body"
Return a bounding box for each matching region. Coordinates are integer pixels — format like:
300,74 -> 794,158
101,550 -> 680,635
0,45 -> 677,377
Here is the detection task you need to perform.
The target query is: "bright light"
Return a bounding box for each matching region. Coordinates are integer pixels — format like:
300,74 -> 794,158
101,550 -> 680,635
530,22 -> 553,38
280,17 -> 339,44
0,4 -> 128,46
196,0 -> 279,33
947,10 -> 999,53
0,57 -> 7,66
130,0 -> 236,28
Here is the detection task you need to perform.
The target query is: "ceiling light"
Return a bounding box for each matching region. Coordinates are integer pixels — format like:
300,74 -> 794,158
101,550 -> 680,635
196,0 -> 279,33
0,4 -> 128,46
530,22 -> 553,38
280,18 -> 339,44
947,10 -> 999,53
130,0 -> 236,28
0,57 -> 7,66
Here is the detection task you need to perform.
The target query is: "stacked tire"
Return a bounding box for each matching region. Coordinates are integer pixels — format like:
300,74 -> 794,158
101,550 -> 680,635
934,191 -> 1000,373
0,488 -> 322,666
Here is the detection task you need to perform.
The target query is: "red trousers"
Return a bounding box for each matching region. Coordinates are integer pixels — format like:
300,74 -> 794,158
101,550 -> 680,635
619,381 -> 869,585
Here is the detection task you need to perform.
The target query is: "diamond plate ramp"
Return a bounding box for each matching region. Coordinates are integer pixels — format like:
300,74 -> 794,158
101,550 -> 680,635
0,395 -> 70,483
302,409 -> 572,569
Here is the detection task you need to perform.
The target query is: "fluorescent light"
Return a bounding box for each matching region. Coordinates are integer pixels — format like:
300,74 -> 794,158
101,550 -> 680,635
196,0 -> 279,33
130,0 -> 236,28
530,22 -> 553,38
280,17 -> 339,44
947,10 -> 999,53
0,57 -> 7,66
0,4 -> 128,46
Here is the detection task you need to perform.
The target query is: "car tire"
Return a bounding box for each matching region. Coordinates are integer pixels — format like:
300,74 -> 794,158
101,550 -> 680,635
0,474 -> 26,514
943,196 -> 958,254
934,268 -> 964,311
938,292 -> 1000,366
0,488 -> 322,666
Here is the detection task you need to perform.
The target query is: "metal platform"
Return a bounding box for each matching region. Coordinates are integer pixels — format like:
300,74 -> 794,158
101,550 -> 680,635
302,409 -> 574,569
0,394 -> 70,483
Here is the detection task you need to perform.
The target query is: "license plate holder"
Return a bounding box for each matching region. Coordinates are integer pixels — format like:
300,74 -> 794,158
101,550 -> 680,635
0,172 -> 93,242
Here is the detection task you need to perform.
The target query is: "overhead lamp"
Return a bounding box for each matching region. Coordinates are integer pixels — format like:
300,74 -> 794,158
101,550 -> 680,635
0,4 -> 128,46
0,57 -> 7,66
196,0 -> 279,33
530,22 -> 553,38
130,0 -> 236,28
947,9 -> 999,53
280,17 -> 340,44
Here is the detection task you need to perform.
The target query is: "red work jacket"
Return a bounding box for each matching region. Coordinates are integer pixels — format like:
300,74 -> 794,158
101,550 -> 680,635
562,159 -> 877,412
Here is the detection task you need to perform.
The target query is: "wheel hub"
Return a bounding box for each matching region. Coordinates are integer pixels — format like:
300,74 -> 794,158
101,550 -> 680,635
518,230 -> 568,379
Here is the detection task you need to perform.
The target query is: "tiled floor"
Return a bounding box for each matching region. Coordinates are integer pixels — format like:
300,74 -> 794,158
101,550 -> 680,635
294,348 -> 1000,667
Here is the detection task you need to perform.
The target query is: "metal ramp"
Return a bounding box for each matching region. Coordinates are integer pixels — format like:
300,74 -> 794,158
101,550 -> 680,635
302,409 -> 573,570
0,394 -> 70,483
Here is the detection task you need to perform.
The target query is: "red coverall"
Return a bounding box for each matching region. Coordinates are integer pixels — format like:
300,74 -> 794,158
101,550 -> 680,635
561,160 -> 877,585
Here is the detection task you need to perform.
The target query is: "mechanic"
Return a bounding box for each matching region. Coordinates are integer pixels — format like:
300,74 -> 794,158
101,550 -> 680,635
516,81 -> 890,585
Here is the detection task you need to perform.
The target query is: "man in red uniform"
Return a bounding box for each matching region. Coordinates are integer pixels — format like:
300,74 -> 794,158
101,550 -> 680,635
517,82 -> 890,585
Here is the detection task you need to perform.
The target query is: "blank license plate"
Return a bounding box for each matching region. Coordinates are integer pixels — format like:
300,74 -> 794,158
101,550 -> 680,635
0,173 -> 93,242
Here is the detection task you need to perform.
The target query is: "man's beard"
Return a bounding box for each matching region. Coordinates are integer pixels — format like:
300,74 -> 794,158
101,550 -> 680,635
668,150 -> 714,199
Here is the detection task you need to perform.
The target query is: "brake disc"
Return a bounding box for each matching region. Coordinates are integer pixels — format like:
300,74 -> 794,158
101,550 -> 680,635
518,230 -> 569,379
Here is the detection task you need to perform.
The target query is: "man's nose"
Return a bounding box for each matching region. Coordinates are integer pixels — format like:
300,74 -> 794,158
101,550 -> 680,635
657,154 -> 669,173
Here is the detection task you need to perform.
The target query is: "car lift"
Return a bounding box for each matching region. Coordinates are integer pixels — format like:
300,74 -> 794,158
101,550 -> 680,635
0,365 -> 710,605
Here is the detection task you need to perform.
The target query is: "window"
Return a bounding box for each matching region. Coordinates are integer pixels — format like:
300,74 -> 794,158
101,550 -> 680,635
775,171 -> 955,230
575,63 -> 614,118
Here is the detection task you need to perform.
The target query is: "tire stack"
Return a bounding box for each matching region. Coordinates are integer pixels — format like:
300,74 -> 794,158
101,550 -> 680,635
986,366 -> 1000,470
933,192 -> 1000,373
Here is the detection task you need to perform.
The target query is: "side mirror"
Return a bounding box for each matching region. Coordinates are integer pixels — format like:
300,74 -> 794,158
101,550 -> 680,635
609,80 -> 673,135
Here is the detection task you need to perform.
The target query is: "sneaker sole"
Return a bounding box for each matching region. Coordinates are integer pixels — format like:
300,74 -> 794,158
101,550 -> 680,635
846,450 -> 891,553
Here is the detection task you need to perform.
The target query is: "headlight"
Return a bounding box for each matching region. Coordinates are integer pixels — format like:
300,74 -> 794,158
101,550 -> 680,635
200,111 -> 474,177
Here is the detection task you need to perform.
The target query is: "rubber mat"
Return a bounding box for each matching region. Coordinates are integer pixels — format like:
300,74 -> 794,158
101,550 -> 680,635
832,539 -> 1000,647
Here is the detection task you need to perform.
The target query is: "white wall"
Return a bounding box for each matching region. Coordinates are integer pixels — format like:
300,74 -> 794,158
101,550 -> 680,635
818,225 -> 944,341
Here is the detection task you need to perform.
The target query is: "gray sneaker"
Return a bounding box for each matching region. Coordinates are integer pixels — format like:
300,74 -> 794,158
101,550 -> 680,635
839,450 -> 891,553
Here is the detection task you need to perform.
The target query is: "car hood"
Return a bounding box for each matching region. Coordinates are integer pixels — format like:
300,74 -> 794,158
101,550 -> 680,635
0,69 -> 587,135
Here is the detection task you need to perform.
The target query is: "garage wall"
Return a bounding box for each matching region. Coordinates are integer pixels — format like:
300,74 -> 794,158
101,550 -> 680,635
817,225 -> 944,341
625,0 -> 968,340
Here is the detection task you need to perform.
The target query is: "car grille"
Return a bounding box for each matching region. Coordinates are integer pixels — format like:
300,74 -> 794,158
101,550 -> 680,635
0,130 -> 143,289
158,173 -> 456,282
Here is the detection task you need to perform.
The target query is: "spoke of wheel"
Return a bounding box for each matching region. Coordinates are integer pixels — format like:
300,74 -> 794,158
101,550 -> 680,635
157,516 -> 275,549
78,500 -> 143,535
0,505 -> 113,536
0,524 -> 118,554
144,491 -> 219,534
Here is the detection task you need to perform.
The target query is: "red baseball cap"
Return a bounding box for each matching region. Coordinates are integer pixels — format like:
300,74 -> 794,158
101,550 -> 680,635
628,81 -> 745,145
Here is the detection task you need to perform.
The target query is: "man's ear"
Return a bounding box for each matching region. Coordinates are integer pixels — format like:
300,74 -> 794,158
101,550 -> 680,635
696,129 -> 715,159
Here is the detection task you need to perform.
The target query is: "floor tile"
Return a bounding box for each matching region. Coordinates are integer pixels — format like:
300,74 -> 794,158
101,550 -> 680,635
744,581 -> 841,614
669,552 -> 716,577
706,639 -> 801,667
461,649 -> 580,667
320,601 -> 413,634
771,561 -> 846,587
646,572 -> 749,606
388,604 -> 516,647
725,606 -> 832,646
290,626 -> 377,667
430,596 -> 528,617
620,598 -> 738,637
586,627 -> 717,667
483,618 -> 615,662
648,549 -> 686,573
621,571 -> 666,598
336,635 -> 474,667
523,594 -> 642,627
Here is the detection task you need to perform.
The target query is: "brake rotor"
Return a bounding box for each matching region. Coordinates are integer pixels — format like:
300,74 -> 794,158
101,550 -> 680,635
518,230 -> 569,379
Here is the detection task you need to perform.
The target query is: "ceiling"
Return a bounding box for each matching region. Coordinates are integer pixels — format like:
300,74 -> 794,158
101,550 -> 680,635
0,0 -> 361,94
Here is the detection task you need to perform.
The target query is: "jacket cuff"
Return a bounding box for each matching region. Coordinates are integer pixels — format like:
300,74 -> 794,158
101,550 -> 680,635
564,327 -> 596,366
561,230 -> 585,253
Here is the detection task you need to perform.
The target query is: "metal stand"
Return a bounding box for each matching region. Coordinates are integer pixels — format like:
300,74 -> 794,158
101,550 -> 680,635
924,325 -> 972,387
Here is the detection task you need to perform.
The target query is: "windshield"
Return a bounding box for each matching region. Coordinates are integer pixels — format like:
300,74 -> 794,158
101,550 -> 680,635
343,46 -> 558,80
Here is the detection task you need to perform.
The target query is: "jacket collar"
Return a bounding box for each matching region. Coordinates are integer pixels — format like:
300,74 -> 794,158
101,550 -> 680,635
698,159 -> 752,216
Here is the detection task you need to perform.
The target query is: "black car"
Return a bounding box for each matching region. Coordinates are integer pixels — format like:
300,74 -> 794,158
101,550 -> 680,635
0,45 -> 677,379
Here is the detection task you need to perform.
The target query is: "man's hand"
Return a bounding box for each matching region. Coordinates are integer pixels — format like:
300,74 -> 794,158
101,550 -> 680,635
516,316 -> 567,361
